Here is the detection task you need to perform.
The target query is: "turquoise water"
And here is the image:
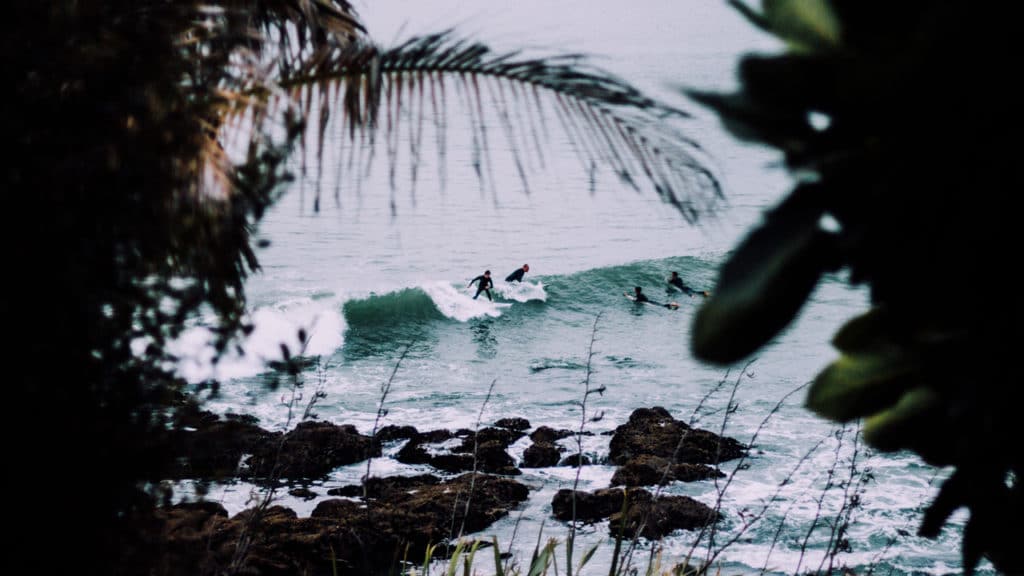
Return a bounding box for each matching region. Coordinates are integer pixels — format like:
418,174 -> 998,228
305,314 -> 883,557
170,2 -> 991,574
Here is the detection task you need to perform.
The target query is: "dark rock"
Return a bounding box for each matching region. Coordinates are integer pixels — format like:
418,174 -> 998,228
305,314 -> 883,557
551,488 -> 649,523
608,406 -> 745,465
162,501 -> 229,538
395,437 -> 434,466
223,412 -> 261,426
326,485 -> 362,497
307,474 -> 530,570
170,500 -> 229,518
475,442 -> 521,475
175,415 -> 278,479
288,487 -> 318,500
610,454 -> 724,487
310,498 -> 359,518
521,442 -> 562,468
609,494 -> 719,539
530,426 -> 574,443
494,417 -> 531,431
246,420 -> 378,479
396,432 -> 520,475
327,475 -> 444,500
558,454 -> 591,467
232,505 -> 298,524
451,427 -> 524,451
375,425 -> 419,442
420,429 -> 456,443
363,474 -> 442,499
427,453 -> 476,472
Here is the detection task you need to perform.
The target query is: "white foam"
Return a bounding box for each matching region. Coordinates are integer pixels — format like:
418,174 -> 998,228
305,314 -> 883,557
420,281 -> 511,321
161,298 -> 346,383
495,280 -> 547,302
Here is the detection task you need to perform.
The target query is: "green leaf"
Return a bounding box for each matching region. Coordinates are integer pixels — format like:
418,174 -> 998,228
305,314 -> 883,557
692,185 -> 838,364
831,307 -> 892,353
763,0 -> 841,51
446,540 -> 467,576
527,539 -> 557,576
806,350 -> 916,421
577,543 -> 599,573
492,536 -> 506,576
863,387 -> 941,451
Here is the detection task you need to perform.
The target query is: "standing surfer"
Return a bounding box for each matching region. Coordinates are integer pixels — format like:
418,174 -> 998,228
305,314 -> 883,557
469,270 -> 494,301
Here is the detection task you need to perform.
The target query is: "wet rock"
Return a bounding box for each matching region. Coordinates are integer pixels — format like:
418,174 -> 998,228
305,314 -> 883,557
375,425 -> 418,442
309,474 -> 530,571
145,421 -> 534,575
608,407 -> 745,466
175,415 -> 278,479
395,436 -> 434,466
530,426 -> 574,444
494,417 -> 531,431
327,474 -> 445,500
610,454 -> 724,487
326,485 -> 362,497
521,442 -> 562,468
246,420 -> 378,479
162,501 -> 228,538
362,474 -> 443,498
309,498 -> 359,518
418,452 -> 476,472
476,442 -> 521,475
558,454 -> 591,467
609,494 -> 719,539
451,427 -> 524,453
288,487 -> 318,500
551,488 -> 648,523
396,431 -> 520,475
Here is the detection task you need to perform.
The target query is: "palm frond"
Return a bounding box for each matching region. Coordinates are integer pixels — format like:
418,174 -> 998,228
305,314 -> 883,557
272,31 -> 722,222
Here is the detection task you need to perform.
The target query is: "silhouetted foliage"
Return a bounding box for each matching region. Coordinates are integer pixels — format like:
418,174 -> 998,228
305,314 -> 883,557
9,1 -> 313,572
690,2 -> 1021,573
8,1 -> 718,573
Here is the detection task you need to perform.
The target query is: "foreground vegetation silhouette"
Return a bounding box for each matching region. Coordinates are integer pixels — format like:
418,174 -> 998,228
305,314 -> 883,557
691,2 -> 1021,573
9,0 -> 1018,574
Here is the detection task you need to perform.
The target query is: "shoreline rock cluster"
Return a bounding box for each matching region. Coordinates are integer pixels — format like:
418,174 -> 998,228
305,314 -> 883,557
148,405 -> 746,574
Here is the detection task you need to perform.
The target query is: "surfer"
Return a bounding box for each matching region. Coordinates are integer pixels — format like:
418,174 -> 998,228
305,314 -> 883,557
668,271 -> 709,298
627,286 -> 678,309
469,270 -> 494,301
505,264 -> 530,283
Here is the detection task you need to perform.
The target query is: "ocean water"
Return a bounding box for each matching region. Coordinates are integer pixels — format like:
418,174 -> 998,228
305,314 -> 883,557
170,2 -> 991,574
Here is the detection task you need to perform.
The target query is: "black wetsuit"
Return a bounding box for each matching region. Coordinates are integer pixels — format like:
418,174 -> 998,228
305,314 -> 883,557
634,290 -> 673,309
505,268 -> 526,283
669,276 -> 698,297
469,275 -> 494,301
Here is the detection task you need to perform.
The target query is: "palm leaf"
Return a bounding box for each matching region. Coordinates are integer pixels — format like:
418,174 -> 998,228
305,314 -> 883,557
271,31 -> 722,221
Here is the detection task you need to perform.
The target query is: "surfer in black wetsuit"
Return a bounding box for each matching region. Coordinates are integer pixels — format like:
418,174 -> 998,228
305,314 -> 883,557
505,264 -> 530,283
631,286 -> 677,309
469,270 -> 494,301
668,271 -> 709,298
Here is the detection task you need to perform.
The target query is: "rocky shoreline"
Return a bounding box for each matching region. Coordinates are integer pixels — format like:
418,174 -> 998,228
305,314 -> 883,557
147,405 -> 747,574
